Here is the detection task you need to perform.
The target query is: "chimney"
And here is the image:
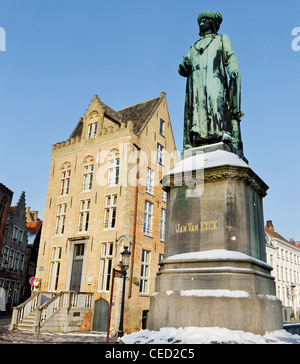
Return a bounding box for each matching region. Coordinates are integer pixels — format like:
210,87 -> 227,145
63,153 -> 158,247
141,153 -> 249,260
266,220 -> 274,232
289,238 -> 295,246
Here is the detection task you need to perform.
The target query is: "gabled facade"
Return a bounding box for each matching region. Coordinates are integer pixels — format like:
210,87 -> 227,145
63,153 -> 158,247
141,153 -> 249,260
0,183 -> 13,258
35,93 -> 178,333
0,192 -> 28,311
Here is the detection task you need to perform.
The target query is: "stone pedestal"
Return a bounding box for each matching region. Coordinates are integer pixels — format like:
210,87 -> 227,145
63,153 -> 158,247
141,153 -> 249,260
148,143 -> 283,335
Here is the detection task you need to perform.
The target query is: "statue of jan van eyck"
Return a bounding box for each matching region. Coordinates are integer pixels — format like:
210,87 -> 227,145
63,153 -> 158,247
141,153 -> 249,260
179,10 -> 244,152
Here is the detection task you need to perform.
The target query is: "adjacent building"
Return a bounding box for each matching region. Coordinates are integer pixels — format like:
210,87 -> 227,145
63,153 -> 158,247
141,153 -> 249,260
35,93 -> 178,333
265,220 -> 300,322
24,207 -> 42,300
0,192 -> 28,311
0,184 -> 13,259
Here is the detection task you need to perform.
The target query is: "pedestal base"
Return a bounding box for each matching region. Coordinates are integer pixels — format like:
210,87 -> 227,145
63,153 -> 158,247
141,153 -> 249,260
149,250 -> 283,335
148,143 -> 283,335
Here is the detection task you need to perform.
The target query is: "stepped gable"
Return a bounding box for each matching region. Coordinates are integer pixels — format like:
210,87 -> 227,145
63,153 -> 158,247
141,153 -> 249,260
69,94 -> 164,139
7,191 -> 26,223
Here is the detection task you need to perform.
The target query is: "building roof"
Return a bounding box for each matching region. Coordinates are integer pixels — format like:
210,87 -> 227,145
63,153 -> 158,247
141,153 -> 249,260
118,96 -> 163,135
265,220 -> 289,244
69,94 -> 164,139
26,221 -> 42,246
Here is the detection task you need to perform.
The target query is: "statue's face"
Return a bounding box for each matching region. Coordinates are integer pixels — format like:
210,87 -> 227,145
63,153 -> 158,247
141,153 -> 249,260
199,18 -> 213,34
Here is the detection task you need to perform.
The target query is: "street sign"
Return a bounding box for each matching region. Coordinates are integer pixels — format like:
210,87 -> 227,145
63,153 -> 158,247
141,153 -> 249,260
29,276 -> 40,288
33,278 -> 40,288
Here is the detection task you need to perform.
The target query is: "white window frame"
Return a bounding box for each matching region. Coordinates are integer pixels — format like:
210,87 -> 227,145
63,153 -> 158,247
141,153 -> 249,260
60,169 -> 71,196
156,143 -> 164,164
107,157 -> 120,186
139,249 -> 150,294
146,168 -> 154,195
143,201 -> 153,237
48,247 -> 62,291
82,164 -> 94,191
160,208 -> 166,242
98,242 -> 113,292
78,199 -> 90,233
103,195 -> 117,230
55,203 -> 67,235
87,122 -> 98,139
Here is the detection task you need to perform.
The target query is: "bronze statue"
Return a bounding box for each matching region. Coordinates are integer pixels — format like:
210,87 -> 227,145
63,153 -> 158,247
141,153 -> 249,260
179,10 -> 243,151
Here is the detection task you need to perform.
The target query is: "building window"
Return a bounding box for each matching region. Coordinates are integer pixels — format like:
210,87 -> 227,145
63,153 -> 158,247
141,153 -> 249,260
60,169 -> 71,196
104,195 -> 117,229
55,203 -> 67,235
8,249 -> 15,270
1,247 -> 9,269
159,119 -> 165,135
82,164 -> 94,191
13,252 -> 20,271
139,249 -> 150,294
12,226 -> 23,243
20,254 -> 25,272
99,242 -> 113,292
146,168 -> 154,195
78,199 -> 90,232
162,190 -> 167,203
160,209 -> 166,242
108,157 -> 120,186
157,143 -> 164,164
87,122 -> 98,139
48,247 -> 62,291
143,201 -> 153,237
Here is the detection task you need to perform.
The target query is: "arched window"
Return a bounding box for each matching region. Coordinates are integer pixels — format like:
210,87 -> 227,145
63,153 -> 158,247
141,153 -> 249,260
60,162 -> 71,196
107,150 -> 119,186
82,156 -> 94,192
87,111 -> 98,139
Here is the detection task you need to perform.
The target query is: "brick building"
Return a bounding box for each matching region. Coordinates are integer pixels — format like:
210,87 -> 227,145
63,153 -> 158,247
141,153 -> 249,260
0,183 -> 13,258
35,92 -> 178,333
0,191 -> 28,311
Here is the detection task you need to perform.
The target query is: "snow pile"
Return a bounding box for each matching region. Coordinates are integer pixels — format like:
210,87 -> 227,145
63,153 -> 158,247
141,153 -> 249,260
180,289 -> 250,298
122,326 -> 300,344
168,149 -> 248,176
164,249 -> 269,266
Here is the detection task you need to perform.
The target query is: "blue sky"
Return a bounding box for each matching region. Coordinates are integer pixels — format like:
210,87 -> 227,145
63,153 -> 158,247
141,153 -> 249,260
0,0 -> 300,240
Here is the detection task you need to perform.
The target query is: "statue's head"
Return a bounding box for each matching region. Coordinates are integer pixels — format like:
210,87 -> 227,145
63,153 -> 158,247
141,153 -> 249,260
197,10 -> 223,36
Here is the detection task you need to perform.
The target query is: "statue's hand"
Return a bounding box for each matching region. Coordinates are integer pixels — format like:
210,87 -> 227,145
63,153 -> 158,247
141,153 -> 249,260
178,56 -> 192,77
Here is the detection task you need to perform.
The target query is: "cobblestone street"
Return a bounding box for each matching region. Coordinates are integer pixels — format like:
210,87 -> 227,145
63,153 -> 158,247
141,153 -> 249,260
0,316 -> 118,344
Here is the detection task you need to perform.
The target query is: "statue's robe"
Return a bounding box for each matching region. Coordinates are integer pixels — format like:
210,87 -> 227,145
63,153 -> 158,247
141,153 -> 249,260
178,34 -> 239,149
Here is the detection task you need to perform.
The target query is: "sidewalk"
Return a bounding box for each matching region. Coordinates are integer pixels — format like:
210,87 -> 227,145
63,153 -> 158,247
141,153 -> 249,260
0,315 -> 118,344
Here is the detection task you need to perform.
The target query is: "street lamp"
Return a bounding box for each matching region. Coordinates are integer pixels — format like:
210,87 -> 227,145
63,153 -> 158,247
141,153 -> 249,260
118,246 -> 131,337
106,245 -> 131,343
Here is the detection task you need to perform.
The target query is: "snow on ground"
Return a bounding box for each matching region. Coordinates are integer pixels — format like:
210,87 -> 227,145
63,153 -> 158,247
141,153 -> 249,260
122,326 -> 300,344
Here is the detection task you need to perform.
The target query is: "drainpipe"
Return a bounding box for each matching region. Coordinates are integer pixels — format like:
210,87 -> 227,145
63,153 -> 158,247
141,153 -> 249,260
128,143 -> 140,298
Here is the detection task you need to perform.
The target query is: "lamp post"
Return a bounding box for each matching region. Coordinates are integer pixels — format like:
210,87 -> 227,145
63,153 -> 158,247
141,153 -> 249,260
106,245 -> 131,343
118,246 -> 131,337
